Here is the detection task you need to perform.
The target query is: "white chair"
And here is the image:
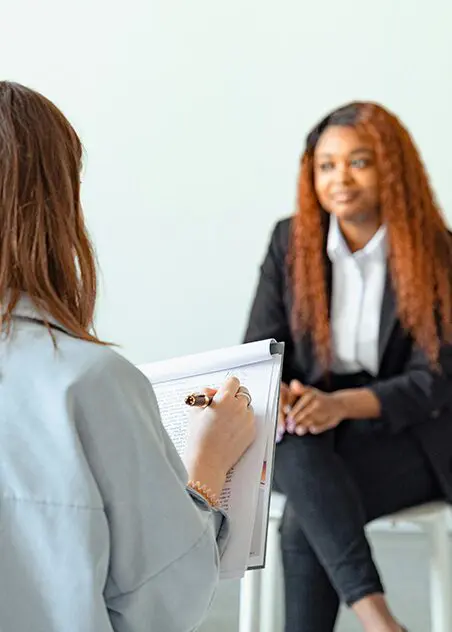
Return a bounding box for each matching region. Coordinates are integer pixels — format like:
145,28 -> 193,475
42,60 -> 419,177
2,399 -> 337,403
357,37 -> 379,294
239,493 -> 452,632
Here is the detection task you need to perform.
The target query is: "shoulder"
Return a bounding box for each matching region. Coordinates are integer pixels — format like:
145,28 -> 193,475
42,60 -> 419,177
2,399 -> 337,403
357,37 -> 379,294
60,337 -> 164,444
272,216 -> 292,241
12,321 -> 152,401
267,216 -> 293,257
62,337 -> 152,399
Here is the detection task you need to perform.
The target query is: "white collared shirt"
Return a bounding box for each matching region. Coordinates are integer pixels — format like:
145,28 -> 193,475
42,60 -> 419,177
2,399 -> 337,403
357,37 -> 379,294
327,214 -> 387,376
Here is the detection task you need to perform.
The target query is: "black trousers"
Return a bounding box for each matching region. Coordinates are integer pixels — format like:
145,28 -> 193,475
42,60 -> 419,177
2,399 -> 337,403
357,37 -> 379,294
274,415 -> 443,632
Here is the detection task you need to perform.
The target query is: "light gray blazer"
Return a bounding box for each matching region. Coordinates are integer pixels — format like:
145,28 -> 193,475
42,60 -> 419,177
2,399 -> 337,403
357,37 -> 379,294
0,296 -> 229,632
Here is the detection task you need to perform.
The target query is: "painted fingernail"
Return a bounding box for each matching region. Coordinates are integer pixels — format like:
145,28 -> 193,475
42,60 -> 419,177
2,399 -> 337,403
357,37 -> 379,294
296,426 -> 306,436
276,428 -> 284,443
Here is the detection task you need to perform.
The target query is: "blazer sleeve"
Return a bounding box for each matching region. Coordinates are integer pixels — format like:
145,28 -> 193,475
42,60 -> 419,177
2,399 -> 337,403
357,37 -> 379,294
73,350 -> 229,632
243,220 -> 295,383
368,342 -> 452,434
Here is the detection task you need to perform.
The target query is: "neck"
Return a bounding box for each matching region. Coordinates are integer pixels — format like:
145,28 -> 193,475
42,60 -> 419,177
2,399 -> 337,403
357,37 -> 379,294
338,217 -> 381,253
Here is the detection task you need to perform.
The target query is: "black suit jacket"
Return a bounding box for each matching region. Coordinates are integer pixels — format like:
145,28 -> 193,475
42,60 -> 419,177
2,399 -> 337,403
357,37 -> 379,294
244,217 -> 452,501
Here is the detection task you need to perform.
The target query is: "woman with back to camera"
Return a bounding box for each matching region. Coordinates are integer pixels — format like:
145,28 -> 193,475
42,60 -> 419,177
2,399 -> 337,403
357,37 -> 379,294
0,81 -> 256,632
244,101 -> 452,632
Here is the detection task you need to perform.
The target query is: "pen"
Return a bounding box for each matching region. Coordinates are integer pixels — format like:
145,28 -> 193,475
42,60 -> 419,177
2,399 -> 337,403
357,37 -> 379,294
184,393 -> 213,408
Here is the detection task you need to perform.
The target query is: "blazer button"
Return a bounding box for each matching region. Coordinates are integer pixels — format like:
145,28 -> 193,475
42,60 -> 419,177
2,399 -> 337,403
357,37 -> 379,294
431,409 -> 440,419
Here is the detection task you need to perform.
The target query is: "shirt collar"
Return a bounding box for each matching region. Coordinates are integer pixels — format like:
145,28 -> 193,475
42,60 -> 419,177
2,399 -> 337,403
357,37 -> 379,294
7,292 -> 70,333
327,213 -> 387,263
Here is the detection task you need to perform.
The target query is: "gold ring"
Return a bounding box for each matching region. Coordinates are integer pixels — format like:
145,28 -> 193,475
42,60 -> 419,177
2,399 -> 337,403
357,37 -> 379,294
236,387 -> 252,407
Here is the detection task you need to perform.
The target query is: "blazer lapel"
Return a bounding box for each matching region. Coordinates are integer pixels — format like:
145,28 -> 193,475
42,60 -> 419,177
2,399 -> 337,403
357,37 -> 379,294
378,271 -> 398,364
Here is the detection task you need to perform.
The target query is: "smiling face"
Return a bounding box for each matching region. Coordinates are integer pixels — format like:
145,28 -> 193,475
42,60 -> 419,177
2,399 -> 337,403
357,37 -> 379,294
313,125 -> 380,224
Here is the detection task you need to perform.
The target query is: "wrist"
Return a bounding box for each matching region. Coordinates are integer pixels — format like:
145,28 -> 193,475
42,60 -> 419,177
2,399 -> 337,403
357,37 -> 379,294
330,391 -> 350,420
184,456 -> 227,500
331,388 -> 381,420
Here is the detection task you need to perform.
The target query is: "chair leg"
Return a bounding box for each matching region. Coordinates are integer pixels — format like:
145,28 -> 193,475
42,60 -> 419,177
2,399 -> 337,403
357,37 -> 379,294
260,517 -> 282,632
239,570 -> 261,632
426,513 -> 451,632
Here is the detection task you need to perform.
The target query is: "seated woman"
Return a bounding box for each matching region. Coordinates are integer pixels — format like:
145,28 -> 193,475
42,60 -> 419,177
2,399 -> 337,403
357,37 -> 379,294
244,101 -> 452,632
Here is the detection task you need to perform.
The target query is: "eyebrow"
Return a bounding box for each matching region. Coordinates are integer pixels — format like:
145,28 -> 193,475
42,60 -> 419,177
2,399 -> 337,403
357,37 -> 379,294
315,147 -> 374,158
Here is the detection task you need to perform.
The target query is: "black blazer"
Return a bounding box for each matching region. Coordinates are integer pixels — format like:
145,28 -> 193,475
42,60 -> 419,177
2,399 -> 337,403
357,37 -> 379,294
244,217 -> 452,502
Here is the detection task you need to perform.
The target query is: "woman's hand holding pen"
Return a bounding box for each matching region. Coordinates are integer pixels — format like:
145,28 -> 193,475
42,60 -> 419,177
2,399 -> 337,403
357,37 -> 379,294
183,377 -> 256,500
277,380 -> 347,440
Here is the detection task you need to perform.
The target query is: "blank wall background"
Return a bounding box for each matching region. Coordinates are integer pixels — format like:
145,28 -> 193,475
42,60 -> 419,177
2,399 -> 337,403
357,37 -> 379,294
1,0 -> 451,363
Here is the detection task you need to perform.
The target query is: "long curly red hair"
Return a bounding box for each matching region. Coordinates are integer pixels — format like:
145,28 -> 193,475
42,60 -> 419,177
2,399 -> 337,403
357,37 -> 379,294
290,101 -> 452,370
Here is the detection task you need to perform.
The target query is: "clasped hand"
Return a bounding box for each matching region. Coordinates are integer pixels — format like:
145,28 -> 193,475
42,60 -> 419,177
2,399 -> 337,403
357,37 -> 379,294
277,380 -> 346,441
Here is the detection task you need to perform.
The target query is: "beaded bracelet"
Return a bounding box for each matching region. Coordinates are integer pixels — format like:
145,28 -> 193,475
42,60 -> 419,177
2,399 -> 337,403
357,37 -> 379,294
188,480 -> 220,509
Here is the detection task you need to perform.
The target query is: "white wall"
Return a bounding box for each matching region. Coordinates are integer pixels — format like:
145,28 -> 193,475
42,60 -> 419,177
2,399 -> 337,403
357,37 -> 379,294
1,0 -> 451,363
